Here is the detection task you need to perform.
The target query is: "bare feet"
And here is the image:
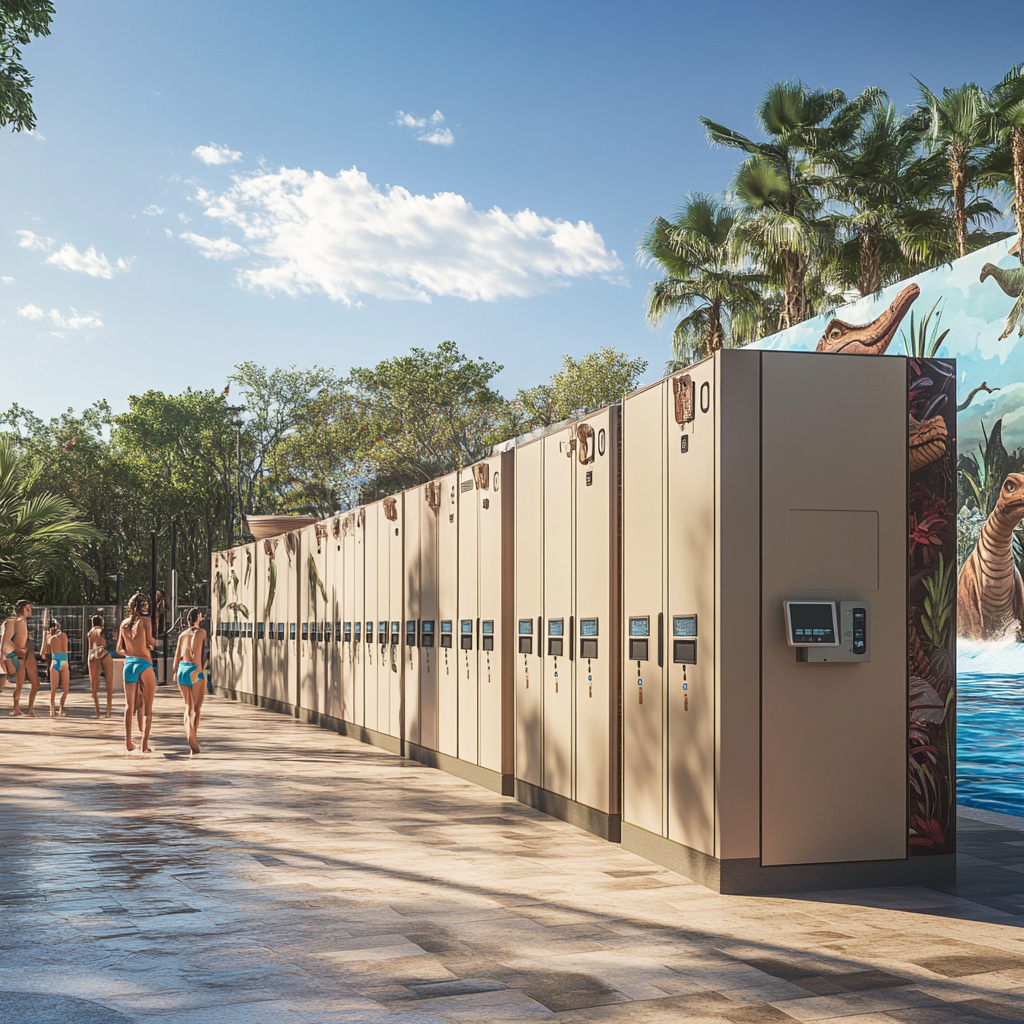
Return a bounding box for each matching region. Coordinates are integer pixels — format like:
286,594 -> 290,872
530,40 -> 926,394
142,743 -> 151,753
10,708 -> 23,716
25,709 -> 37,717
126,738 -> 135,751
49,707 -> 56,717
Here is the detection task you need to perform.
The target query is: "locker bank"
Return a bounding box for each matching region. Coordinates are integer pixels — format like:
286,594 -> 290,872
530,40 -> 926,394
210,347 -> 955,895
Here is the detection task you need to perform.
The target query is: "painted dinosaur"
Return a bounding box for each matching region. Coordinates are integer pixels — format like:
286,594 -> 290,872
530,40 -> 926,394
816,283 -> 920,355
979,262 -> 1024,340
957,473 -> 1024,641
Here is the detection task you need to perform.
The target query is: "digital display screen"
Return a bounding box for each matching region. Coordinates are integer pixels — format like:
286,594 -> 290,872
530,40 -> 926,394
787,603 -> 838,645
629,616 -> 650,637
421,621 -> 435,634
482,620 -> 494,634
379,621 -> 387,634
461,619 -> 473,634
406,620 -> 416,633
548,618 -> 564,636
391,621 -> 399,633
673,615 -> 697,637
277,624 -> 285,641
580,618 -> 598,637
441,620 -> 452,633
355,622 -> 361,637
518,619 -> 533,635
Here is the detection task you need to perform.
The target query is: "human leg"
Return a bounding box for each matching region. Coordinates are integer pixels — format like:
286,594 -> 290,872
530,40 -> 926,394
140,667 -> 157,752
58,665 -> 70,714
123,682 -> 138,750
9,656 -> 24,715
102,656 -> 113,716
48,663 -> 58,716
192,682 -> 206,749
89,660 -> 101,717
25,657 -> 39,715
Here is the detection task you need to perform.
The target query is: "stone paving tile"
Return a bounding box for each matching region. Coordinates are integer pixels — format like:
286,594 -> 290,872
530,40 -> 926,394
2,686 -> 1024,1023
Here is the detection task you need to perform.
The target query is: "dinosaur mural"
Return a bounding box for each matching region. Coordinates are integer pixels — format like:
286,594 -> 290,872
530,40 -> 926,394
958,473 -> 1024,641
815,283 -> 919,354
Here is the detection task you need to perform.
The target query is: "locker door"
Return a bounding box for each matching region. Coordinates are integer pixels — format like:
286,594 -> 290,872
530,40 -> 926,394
458,469 -> 480,764
478,453 -> 510,775
437,473 -> 459,756
255,541 -> 270,702
342,516 -> 356,723
283,531 -> 299,710
515,441 -> 543,787
419,485 -> 439,751
353,511 -> 366,727
574,409 -> 617,815
388,496 -> 403,739
326,518 -> 343,721
667,361 -> 716,855
543,428 -> 573,799
622,383 -> 666,836
364,506 -> 380,732
404,489 -> 422,747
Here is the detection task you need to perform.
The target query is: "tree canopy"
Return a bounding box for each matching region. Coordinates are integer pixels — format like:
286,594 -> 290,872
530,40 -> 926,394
0,0 -> 54,132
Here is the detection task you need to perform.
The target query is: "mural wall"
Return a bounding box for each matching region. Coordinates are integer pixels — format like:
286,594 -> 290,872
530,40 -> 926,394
750,238 -> 1024,818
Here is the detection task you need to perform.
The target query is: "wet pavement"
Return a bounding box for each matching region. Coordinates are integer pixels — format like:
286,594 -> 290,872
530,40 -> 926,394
2,685 -> 1023,1023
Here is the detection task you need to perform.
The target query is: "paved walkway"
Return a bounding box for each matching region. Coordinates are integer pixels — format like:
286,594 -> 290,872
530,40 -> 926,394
2,685 -> 1023,1024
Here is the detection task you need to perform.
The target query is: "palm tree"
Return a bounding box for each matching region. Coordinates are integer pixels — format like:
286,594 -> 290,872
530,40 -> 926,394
700,81 -> 881,330
916,80 -> 997,258
638,194 -> 766,367
989,64 -> 1024,263
825,104 -> 950,295
0,434 -> 102,600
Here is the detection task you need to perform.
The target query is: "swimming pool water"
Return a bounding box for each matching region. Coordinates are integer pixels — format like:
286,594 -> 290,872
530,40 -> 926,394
956,642 -> 1024,818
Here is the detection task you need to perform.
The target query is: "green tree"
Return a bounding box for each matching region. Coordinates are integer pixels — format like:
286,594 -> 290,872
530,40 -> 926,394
701,81 -> 881,330
0,433 -> 103,602
638,193 -> 765,366
347,341 -> 509,499
988,64 -> 1024,262
1,0 -> 54,133
916,80 -> 1000,258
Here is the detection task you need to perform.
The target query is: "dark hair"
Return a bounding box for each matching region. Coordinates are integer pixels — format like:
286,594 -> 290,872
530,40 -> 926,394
91,614 -> 103,627
125,592 -> 148,638
49,620 -> 61,632
187,607 -> 202,626
15,599 -> 30,614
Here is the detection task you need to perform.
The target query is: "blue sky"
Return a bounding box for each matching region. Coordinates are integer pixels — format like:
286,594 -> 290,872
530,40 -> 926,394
2,0 -> 1021,421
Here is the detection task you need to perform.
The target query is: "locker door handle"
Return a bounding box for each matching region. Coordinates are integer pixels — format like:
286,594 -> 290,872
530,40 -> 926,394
569,616 -> 574,661
537,616 -> 542,658
657,612 -> 663,668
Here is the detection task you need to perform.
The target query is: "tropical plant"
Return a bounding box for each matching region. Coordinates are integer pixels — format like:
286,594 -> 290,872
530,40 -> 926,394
988,63 -> 1024,262
920,553 -> 955,650
0,434 -> 104,600
915,80 -> 1001,258
900,299 -> 951,357
638,194 -> 766,365
701,81 -> 881,330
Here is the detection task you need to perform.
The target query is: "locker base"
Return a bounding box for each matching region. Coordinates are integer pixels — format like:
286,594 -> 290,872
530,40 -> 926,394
405,743 -> 514,797
212,685 -> 259,706
514,780 -> 621,843
621,823 -> 957,895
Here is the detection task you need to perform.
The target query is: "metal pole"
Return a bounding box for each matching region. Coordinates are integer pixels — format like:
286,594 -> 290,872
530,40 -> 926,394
165,517 -> 177,686
115,572 -> 123,624
150,530 -> 160,684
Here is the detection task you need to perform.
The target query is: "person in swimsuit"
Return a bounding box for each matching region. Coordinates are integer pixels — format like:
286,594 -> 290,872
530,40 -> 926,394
87,615 -> 114,718
2,600 -> 32,716
172,607 -> 208,754
117,593 -> 157,752
22,631 -> 41,716
45,620 -> 71,717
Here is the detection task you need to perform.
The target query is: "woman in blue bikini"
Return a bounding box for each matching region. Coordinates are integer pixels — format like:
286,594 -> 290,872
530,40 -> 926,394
172,608 -> 207,754
117,593 -> 157,752
45,620 -> 70,717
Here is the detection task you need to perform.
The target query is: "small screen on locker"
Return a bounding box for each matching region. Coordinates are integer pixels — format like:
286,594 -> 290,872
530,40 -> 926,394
785,602 -> 839,646
548,619 -> 564,636
629,617 -> 650,637
518,619 -> 532,635
673,615 -> 697,637
580,618 -> 598,637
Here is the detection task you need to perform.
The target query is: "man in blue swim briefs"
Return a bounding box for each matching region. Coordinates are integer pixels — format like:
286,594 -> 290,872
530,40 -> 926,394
117,593 -> 158,752
172,607 -> 208,754
2,600 -> 32,716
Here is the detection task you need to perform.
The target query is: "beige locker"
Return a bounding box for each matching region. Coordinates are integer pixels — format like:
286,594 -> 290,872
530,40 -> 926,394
352,509 -> 366,727
622,382 -> 666,837
403,488 -> 422,746
341,513 -> 357,723
514,440 -> 543,788
325,516 -> 344,721
386,494 -> 404,739
573,408 -> 619,817
298,524 -> 329,715
363,505 -> 379,731
234,543 -> 257,696
542,428 -> 573,798
255,539 -> 272,701
437,472 -> 459,756
457,468 -> 480,763
419,483 -> 440,751
477,452 -> 513,776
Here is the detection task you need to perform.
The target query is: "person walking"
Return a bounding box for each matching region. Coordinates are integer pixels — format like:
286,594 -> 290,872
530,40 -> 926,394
2,600 -> 32,716
44,620 -> 70,717
87,615 -> 114,718
22,630 -> 41,716
172,608 -> 208,754
117,593 -> 157,752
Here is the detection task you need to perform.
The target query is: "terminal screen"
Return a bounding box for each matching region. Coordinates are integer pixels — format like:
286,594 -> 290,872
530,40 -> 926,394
673,615 -> 697,637
518,619 -> 532,635
421,621 -> 435,634
379,621 -> 387,636
629,616 -> 650,637
548,618 -> 564,636
482,621 -> 494,634
788,603 -> 838,645
441,620 -> 452,633
461,619 -> 473,634
580,618 -> 598,637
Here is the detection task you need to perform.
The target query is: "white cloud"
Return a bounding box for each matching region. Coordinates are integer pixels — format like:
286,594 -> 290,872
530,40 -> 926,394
143,204 -> 165,216
44,243 -> 129,278
17,304 -> 103,331
193,143 -> 243,165
396,109 -> 455,146
16,229 -> 53,251
189,165 -> 621,304
1,277 -> 13,285
180,231 -> 247,260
